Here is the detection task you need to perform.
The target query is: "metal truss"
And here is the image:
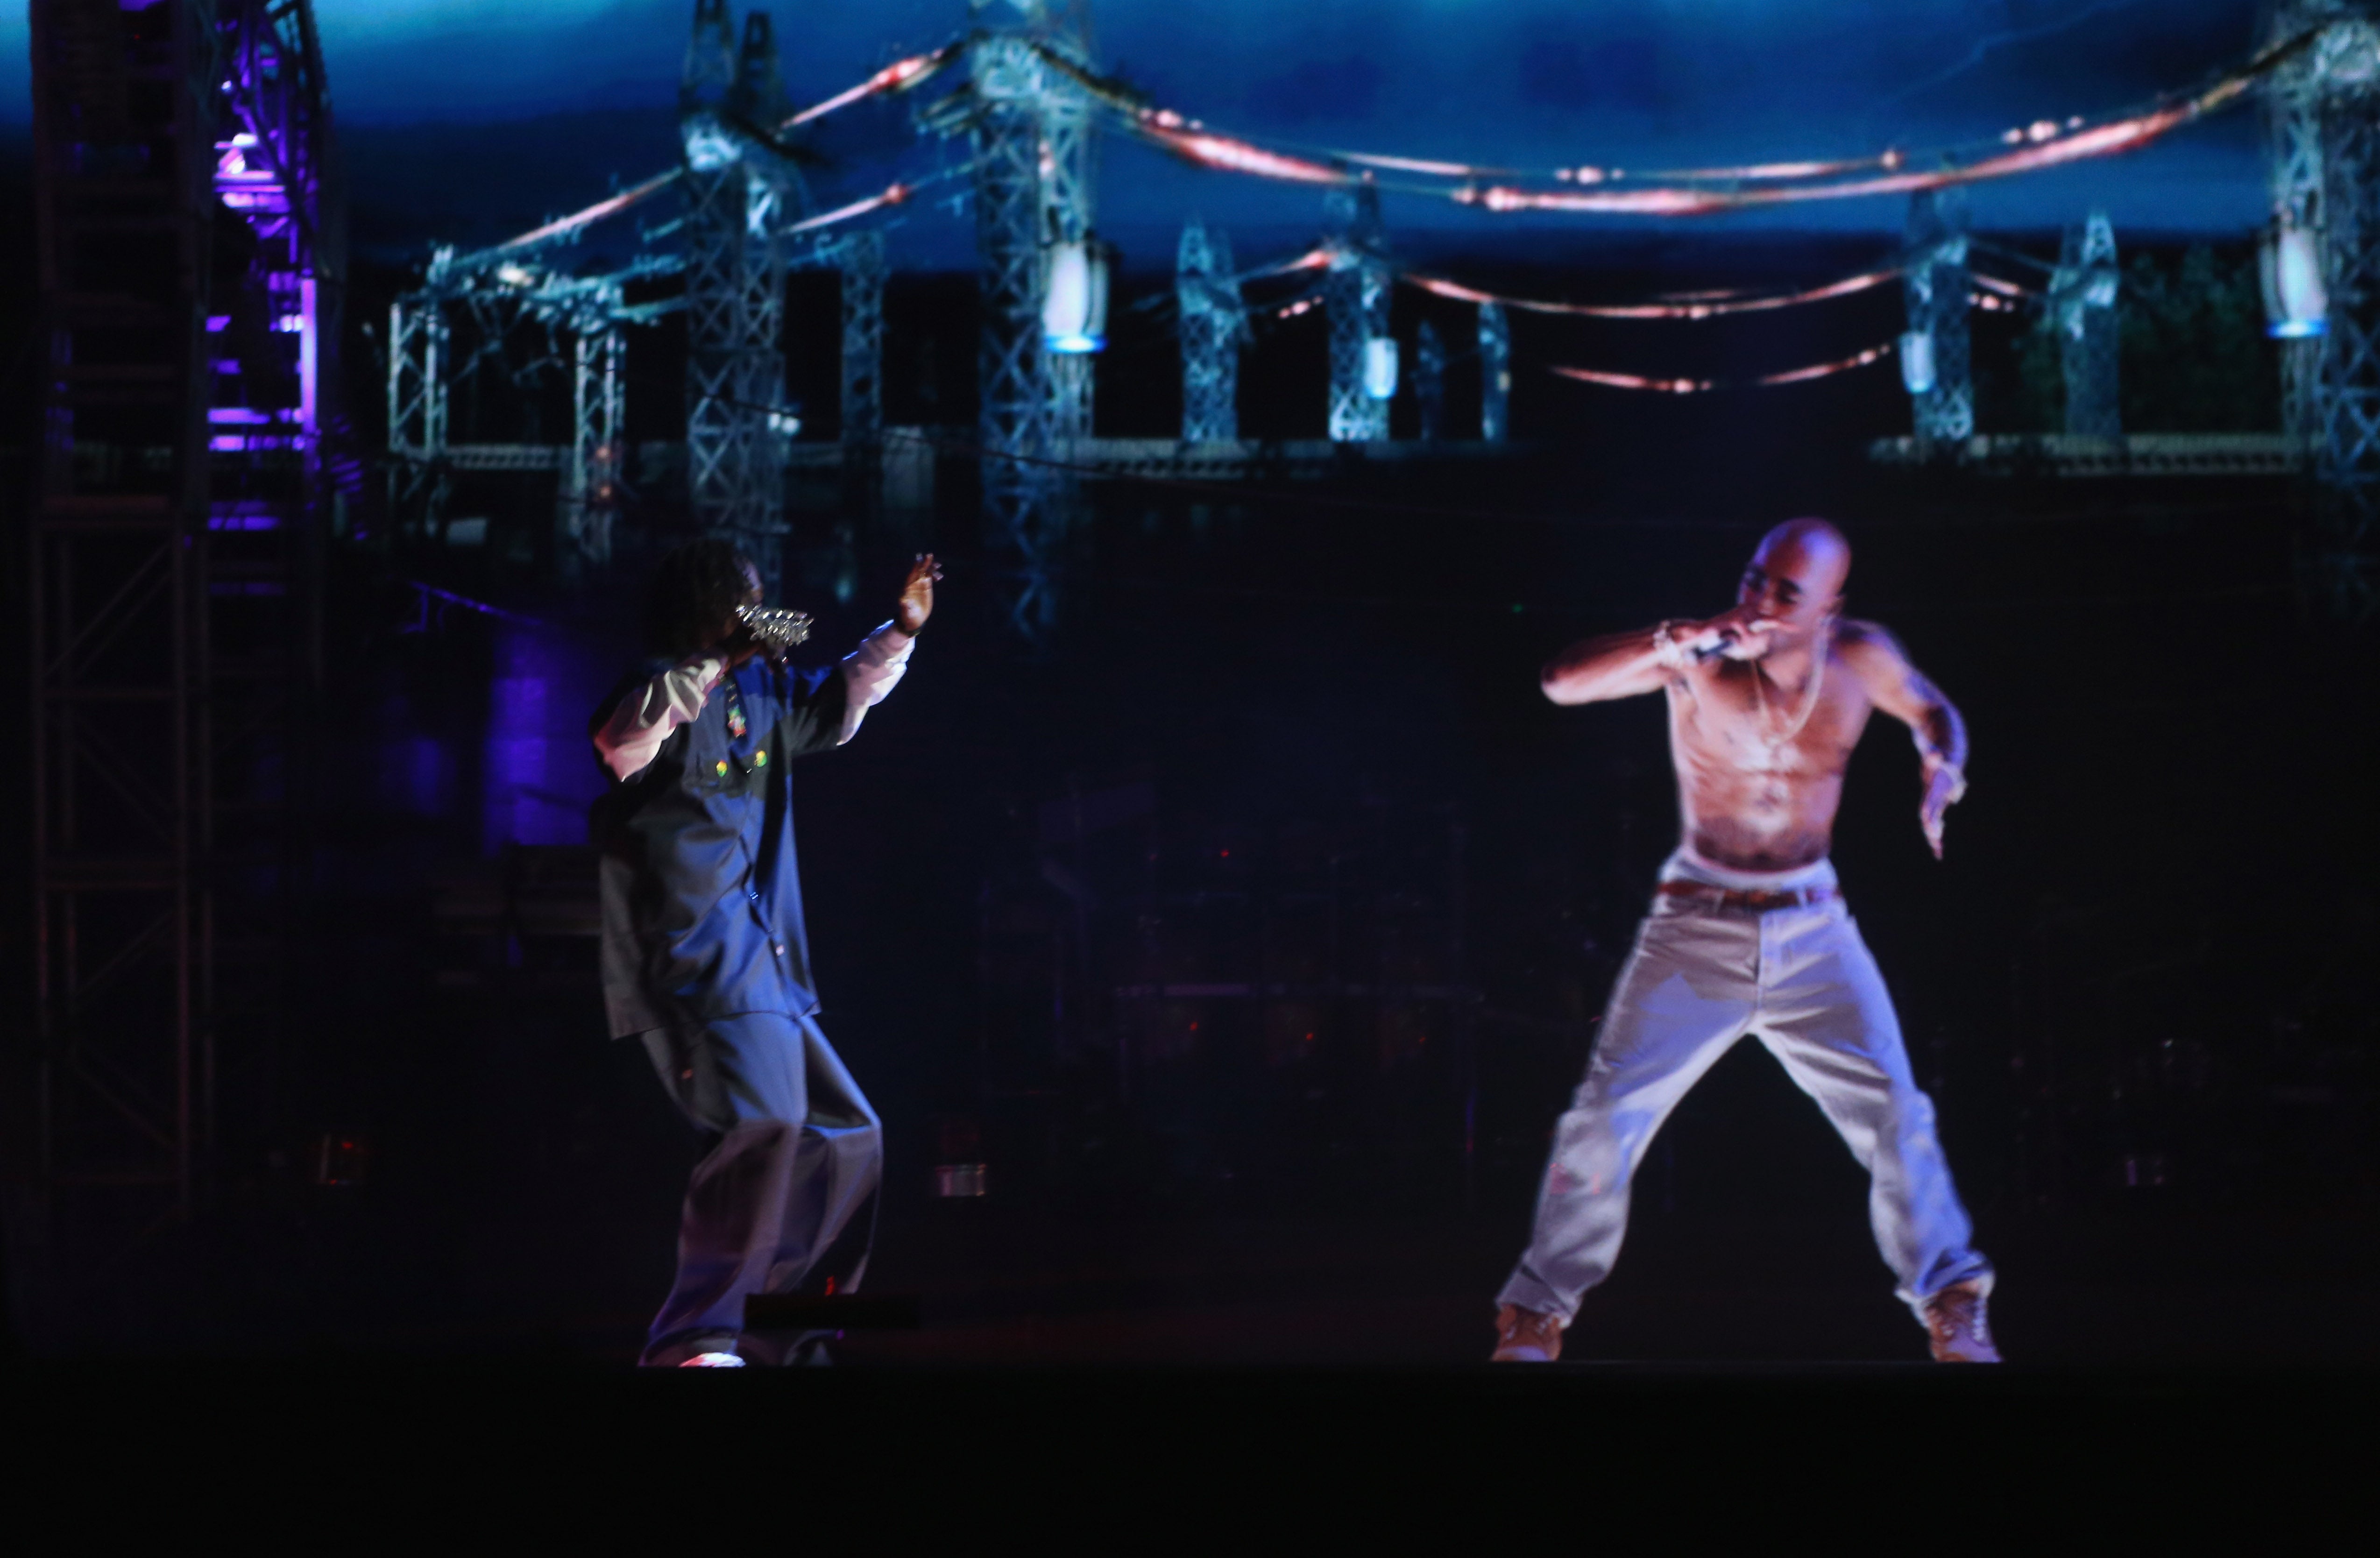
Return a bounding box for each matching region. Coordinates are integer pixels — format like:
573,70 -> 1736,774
1903,189 -> 1975,443
969,22 -> 1063,637
839,231 -> 886,450
25,0 -> 340,1241
559,326 -> 624,577
1325,183 -> 1390,443
1176,219 -> 1241,442
1415,319 -> 1446,441
2314,14 -> 2380,616
2054,209 -> 2122,439
1039,33 -> 1098,448
680,1 -> 793,590
2268,3 -> 2358,442
1478,301 -> 1510,441
386,293 -> 449,537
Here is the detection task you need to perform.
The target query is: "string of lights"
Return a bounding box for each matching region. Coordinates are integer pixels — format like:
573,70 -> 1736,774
1041,26 -> 2319,220
1400,266 -> 1904,321
1549,339 -> 1898,394
777,40 -> 966,129
455,46 -> 968,269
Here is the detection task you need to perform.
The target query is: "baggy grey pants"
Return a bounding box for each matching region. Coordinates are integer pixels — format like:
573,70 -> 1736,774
1498,854 -> 1991,1326
638,1010 -> 882,1365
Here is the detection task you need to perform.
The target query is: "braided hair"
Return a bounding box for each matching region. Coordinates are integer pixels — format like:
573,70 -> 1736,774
644,538 -> 757,657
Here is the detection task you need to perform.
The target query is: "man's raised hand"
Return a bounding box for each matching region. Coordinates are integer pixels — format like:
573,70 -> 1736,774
896,552 -> 943,637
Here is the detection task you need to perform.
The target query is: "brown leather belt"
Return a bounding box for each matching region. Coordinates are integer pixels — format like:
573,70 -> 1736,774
1656,880 -> 1837,913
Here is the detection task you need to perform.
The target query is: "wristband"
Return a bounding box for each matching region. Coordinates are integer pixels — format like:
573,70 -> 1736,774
1652,621 -> 1692,674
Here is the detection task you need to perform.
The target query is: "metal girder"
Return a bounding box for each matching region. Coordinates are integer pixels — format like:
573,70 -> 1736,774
1904,189 -> 1975,443
1478,301 -> 1510,442
1176,219 -> 1241,443
1325,184 -> 1391,443
2054,209 -> 2122,439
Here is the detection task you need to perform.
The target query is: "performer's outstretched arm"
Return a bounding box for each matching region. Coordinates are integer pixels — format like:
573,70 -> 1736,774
835,553 -> 942,744
1541,601 -> 1787,705
1840,620 -> 1969,859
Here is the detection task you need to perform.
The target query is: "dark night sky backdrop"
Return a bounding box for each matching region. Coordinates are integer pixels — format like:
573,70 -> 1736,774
3,1 -> 2274,265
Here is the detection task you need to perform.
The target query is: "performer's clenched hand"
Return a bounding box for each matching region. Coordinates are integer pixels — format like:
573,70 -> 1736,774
896,553 -> 943,636
1694,600 -> 1791,662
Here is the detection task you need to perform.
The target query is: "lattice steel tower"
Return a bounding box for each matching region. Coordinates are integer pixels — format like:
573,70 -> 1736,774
1325,182 -> 1391,442
681,0 -> 793,588
2267,3 -> 2358,442
968,0 -> 1096,637
1903,189 -> 1974,442
1176,219 -> 1241,442
2309,8 -> 2380,615
2054,209 -> 2122,439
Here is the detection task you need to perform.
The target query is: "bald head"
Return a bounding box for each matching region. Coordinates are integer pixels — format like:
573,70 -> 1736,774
1737,518 -> 1850,643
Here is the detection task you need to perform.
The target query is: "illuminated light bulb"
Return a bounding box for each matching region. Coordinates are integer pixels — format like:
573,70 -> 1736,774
2027,120 -> 2060,142
2068,116 -> 2085,129
1882,148 -> 1903,170
1900,330 -> 1938,395
2262,221 -> 2328,338
2003,127 -> 2025,144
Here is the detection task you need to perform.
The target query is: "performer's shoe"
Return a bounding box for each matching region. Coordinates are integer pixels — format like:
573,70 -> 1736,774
641,1329 -> 743,1367
1921,1280 -> 2002,1363
1490,1303 -> 1565,1363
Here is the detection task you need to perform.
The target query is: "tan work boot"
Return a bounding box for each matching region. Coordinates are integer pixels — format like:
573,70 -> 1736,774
1921,1279 -> 2002,1363
1491,1303 -> 1565,1363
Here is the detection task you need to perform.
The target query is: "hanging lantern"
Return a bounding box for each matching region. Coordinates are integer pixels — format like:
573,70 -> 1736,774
2260,221 -> 2327,340
1044,239 -> 1110,354
1898,330 -> 1936,396
1363,336 -> 1399,400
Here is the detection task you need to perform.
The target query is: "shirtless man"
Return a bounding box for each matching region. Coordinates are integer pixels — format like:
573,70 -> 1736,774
1492,518 -> 1999,1364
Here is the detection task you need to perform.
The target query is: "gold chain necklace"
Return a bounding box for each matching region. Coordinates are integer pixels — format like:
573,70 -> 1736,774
1749,625 -> 1830,758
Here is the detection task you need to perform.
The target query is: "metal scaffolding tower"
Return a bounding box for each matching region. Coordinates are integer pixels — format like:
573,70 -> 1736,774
1415,319 -> 1447,441
2268,3 -> 2358,443
1325,182 -> 1391,442
386,293 -> 449,538
2311,10 -> 2380,615
2055,209 -> 2123,439
1902,189 -> 1975,443
25,0 -> 341,1235
840,231 -> 886,452
1479,300 -> 1510,442
1176,219 -> 1241,442
560,320 -> 625,577
837,229 -> 887,561
968,2 -> 1095,637
681,0 -> 793,589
